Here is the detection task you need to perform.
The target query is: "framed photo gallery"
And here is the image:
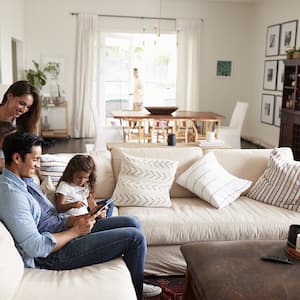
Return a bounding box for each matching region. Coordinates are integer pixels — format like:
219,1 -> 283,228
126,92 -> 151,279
262,20 -> 298,127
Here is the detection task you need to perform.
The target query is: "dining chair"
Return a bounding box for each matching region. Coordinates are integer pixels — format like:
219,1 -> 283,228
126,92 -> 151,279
218,101 -> 248,149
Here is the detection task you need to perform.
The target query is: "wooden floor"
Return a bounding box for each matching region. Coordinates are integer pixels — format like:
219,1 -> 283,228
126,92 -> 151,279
42,138 -> 95,154
42,137 -> 259,154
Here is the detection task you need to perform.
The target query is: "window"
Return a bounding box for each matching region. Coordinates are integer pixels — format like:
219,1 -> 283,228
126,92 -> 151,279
102,33 -> 177,123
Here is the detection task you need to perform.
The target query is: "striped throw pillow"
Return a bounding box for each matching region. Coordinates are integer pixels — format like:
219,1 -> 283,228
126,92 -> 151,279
176,152 -> 252,208
112,153 -> 178,207
39,154 -> 72,186
246,148 -> 300,211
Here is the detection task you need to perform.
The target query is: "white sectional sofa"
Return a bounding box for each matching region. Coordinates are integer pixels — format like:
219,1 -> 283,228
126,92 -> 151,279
1,145 -> 300,300
0,220 -> 137,300
109,146 -> 300,275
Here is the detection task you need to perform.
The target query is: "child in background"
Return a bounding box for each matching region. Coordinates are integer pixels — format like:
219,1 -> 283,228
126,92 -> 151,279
0,121 -> 16,173
55,154 -> 114,217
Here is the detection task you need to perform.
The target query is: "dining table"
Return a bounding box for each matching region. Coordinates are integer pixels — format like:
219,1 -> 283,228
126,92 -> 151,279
112,110 -> 225,143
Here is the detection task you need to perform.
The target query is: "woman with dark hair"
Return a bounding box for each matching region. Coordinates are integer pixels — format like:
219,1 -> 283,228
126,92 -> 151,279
0,80 -> 41,133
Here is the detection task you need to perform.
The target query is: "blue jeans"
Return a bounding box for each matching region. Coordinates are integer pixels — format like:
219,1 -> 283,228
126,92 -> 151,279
35,216 -> 146,300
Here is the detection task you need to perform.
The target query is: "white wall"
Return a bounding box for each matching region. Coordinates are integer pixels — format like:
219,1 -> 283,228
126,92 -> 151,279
250,0 -> 300,147
3,0 -> 299,145
0,0 -> 24,84
23,0 -> 255,137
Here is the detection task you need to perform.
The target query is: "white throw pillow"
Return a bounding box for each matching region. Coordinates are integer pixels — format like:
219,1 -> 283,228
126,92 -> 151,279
176,152 -> 252,208
112,153 -> 178,207
246,148 -> 300,211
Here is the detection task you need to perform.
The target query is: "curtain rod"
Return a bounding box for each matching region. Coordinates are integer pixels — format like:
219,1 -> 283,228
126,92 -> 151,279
70,12 -> 176,21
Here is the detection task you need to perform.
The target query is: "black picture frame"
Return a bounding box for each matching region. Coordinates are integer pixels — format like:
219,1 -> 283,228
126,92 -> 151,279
261,94 -> 275,125
265,24 -> 280,56
279,20 -> 298,55
274,95 -> 282,127
263,60 -> 278,91
276,60 -> 285,91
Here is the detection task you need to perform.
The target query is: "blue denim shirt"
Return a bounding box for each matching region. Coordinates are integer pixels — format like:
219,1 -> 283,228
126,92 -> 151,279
0,169 -> 56,268
23,177 -> 67,234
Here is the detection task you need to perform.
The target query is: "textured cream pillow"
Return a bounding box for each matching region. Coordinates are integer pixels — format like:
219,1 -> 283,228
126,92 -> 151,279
40,175 -> 56,205
112,153 -> 178,207
246,148 -> 300,211
176,152 -> 252,208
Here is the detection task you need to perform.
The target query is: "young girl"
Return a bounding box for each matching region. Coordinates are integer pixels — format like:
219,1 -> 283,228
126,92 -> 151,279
55,154 -> 113,217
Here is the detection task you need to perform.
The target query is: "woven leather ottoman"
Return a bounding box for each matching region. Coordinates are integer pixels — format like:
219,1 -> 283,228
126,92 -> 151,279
180,240 -> 300,300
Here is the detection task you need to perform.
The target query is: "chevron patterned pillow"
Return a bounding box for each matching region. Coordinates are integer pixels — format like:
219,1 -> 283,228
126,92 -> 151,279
112,153 -> 178,207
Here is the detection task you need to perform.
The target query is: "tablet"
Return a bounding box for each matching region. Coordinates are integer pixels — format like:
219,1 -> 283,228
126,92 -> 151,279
91,198 -> 114,217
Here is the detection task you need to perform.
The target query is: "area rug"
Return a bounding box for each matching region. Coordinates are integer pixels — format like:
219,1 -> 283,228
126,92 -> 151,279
143,276 -> 185,300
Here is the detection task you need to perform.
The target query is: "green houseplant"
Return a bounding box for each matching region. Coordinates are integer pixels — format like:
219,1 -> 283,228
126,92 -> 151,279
293,48 -> 300,59
25,60 -> 47,92
25,60 -> 61,95
286,48 -> 296,59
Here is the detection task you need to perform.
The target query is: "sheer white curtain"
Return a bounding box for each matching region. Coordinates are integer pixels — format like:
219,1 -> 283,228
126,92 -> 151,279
176,19 -> 202,111
72,14 -> 99,138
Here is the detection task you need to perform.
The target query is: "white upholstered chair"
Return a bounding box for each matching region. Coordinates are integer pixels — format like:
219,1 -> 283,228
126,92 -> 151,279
218,101 -> 248,149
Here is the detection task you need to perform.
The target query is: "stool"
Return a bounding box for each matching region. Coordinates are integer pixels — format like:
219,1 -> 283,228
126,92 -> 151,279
180,240 -> 300,300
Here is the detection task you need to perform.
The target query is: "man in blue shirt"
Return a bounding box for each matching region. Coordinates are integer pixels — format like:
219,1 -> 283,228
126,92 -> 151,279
0,132 -> 161,299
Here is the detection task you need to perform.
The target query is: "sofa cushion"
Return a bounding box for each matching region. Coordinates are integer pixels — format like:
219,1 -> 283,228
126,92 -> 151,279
0,222 -> 24,300
110,146 -> 203,198
13,258 -> 136,300
112,153 -> 178,207
211,147 -> 294,183
118,197 -> 300,245
246,148 -> 300,212
176,152 -> 252,208
91,151 -> 115,199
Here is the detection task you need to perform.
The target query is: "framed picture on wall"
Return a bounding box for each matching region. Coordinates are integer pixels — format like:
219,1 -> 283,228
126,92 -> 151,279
279,20 -> 298,55
216,60 -> 232,77
261,94 -> 275,125
274,95 -> 282,127
265,24 -> 280,56
263,60 -> 278,90
276,60 -> 285,91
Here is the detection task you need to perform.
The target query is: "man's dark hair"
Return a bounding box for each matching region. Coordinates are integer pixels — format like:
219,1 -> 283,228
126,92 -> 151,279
2,132 -> 43,165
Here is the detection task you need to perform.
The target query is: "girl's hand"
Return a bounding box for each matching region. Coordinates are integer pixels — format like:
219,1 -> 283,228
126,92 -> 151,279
87,192 -> 97,210
72,201 -> 86,208
87,192 -> 95,201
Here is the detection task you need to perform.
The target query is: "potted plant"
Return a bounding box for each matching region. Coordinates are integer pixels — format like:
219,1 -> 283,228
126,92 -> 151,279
43,62 -> 64,105
25,60 -> 64,105
293,48 -> 300,59
25,60 -> 47,92
286,47 -> 296,59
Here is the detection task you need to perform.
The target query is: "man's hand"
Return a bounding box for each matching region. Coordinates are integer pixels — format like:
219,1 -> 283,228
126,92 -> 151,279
71,214 -> 96,235
52,214 -> 96,252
